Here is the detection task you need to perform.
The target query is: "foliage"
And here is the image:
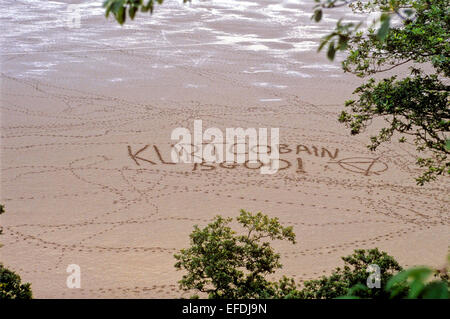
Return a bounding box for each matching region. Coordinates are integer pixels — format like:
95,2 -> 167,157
385,266 -> 449,299
313,0 -> 449,185
312,0 -> 420,59
299,248 -> 449,299
174,210 -> 299,298
0,264 -> 33,300
342,256 -> 450,299
103,0 -> 190,25
0,204 -> 33,299
298,248 -> 406,299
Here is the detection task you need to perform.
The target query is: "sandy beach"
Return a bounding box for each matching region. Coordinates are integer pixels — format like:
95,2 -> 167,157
1,0 -> 449,298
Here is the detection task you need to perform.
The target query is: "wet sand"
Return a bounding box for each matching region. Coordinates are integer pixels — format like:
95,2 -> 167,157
0,0 -> 449,298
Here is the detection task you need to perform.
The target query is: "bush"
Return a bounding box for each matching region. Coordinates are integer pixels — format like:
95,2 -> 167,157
298,248 -> 406,299
0,264 -> 33,299
174,210 -> 299,298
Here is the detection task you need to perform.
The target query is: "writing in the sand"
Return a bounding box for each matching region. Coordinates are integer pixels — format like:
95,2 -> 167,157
127,143 -> 340,173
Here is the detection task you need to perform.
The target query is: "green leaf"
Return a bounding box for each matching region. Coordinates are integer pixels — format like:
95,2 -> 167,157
313,9 -> 323,22
377,14 -> 391,41
386,267 -> 433,298
129,6 -> 137,20
408,280 -> 426,298
327,42 -> 336,61
421,282 -> 449,299
117,5 -> 126,24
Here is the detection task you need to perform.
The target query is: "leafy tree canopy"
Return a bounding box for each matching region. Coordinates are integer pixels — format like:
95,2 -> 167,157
340,255 -> 450,299
0,264 -> 33,300
313,0 -> 449,185
174,210 -> 298,298
299,248 -> 406,298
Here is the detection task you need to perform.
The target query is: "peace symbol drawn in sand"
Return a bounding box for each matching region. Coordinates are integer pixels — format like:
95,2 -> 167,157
328,157 -> 388,176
